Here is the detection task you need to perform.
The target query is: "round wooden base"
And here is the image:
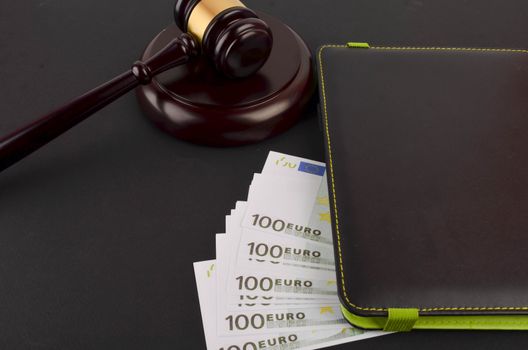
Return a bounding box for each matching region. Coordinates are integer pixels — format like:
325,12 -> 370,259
136,13 -> 314,146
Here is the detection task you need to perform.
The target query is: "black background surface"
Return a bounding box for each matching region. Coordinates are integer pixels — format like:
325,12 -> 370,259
1,0 -> 528,349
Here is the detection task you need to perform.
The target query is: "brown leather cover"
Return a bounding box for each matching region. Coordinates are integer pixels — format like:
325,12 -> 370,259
317,45 -> 528,317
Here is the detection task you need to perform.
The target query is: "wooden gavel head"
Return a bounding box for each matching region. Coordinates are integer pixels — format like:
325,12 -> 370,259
174,0 -> 273,78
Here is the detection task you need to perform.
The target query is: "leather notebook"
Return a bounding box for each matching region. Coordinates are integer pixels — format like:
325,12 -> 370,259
316,43 -> 528,331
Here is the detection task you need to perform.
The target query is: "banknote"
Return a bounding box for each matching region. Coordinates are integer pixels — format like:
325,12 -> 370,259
261,151 -> 327,184
216,234 -> 349,335
213,328 -> 371,350
217,233 -> 324,310
193,151 -> 393,349
224,203 -> 338,308
226,270 -> 339,305
227,203 -> 336,278
194,260 -> 389,350
218,302 -> 348,336
243,159 -> 333,245
216,234 -> 332,311
217,232 -> 338,312
233,212 -> 335,271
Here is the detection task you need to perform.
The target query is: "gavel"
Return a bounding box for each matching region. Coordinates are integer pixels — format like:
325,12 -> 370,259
0,0 -> 273,173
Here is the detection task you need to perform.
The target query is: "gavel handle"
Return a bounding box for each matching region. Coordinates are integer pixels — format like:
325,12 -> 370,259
0,33 -> 199,173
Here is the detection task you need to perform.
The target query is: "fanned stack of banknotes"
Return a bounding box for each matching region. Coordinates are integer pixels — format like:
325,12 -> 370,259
194,151 -> 390,350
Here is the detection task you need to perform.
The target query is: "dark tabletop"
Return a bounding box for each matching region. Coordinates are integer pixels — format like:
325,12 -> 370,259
1,0 -> 528,349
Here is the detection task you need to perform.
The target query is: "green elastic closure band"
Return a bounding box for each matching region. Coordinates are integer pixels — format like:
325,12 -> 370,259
383,308 -> 419,332
347,42 -> 370,49
340,304 -> 528,330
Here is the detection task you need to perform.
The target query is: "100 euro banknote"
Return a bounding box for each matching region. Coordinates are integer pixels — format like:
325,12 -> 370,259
194,260 -> 388,350
243,155 -> 333,245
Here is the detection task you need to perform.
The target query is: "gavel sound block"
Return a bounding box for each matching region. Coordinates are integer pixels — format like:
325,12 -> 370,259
137,12 -> 314,146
